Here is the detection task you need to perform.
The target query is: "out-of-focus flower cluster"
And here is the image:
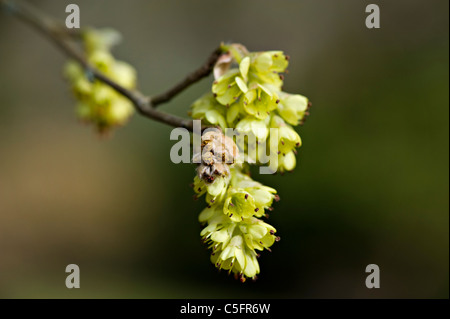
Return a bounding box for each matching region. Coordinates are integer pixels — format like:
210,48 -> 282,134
190,43 -> 310,281
64,28 -> 137,133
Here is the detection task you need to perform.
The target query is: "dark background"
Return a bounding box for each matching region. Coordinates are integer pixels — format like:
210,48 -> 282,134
0,0 -> 448,298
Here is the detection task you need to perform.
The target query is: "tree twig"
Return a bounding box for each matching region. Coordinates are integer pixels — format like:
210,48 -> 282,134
151,47 -> 223,107
1,0 -> 221,132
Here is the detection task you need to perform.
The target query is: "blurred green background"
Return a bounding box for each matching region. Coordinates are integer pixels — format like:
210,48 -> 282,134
0,0 -> 448,298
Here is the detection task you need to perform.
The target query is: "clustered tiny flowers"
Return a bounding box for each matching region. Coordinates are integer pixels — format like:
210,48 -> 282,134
190,43 -> 310,281
64,28 -> 137,133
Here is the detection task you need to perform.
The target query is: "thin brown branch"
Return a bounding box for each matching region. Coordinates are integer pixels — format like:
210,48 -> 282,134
151,48 -> 223,107
1,0 -> 217,132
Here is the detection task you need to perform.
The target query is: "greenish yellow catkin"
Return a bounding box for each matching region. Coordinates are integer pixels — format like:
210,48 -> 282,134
64,28 -> 137,133
191,44 -> 310,281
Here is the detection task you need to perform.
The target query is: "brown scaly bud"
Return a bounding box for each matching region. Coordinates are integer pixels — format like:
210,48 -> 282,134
194,130 -> 239,184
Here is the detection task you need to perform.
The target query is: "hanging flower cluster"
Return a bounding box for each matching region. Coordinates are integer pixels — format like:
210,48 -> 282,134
64,28 -> 137,133
190,44 -> 310,281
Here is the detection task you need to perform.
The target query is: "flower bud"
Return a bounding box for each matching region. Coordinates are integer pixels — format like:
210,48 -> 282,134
212,70 -> 246,106
194,131 -> 239,196
83,28 -> 122,54
242,83 -> 278,120
190,94 -> 228,130
110,61 -> 137,89
277,92 -> 309,126
249,51 -> 289,89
